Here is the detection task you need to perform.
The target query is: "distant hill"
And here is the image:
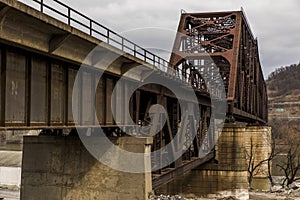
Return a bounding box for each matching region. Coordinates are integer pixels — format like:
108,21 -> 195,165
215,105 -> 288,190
267,64 -> 300,181
267,63 -> 300,103
267,63 -> 300,139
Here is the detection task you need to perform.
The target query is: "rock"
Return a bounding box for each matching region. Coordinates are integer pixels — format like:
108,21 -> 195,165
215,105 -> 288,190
295,182 -> 300,188
271,185 -> 283,193
289,182 -> 300,190
217,196 -> 238,200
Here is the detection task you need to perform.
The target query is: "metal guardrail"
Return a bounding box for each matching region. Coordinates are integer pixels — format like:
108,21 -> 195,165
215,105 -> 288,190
19,0 -> 191,82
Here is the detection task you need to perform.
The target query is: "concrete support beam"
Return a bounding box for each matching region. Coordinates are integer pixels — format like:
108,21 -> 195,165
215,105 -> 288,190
49,34 -> 71,53
0,5 -> 10,20
121,62 -> 140,74
21,135 -> 153,200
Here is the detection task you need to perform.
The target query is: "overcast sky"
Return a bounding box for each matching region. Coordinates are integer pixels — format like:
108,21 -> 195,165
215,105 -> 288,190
29,0 -> 300,78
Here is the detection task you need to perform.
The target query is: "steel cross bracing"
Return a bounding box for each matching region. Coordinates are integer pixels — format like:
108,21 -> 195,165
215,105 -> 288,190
170,10 -> 268,124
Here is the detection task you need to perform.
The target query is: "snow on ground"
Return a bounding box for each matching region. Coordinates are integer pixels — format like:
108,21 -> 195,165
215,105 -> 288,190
152,187 -> 300,200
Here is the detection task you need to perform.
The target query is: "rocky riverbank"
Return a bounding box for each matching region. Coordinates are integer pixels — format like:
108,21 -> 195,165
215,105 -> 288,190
152,186 -> 300,200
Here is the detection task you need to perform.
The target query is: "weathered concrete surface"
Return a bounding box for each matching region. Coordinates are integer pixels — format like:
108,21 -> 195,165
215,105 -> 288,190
215,124 -> 272,191
244,126 -> 272,190
169,123 -> 272,198
215,124 -> 249,171
196,124 -> 250,199
216,124 -> 272,191
21,135 -> 153,200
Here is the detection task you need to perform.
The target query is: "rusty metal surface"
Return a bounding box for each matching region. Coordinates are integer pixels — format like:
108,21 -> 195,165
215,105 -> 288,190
30,56 -> 47,125
0,44 -> 210,132
169,10 -> 268,124
5,51 -> 26,125
0,45 -> 214,173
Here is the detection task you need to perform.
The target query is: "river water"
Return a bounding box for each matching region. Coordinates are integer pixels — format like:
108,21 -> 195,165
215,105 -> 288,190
155,169 -> 249,200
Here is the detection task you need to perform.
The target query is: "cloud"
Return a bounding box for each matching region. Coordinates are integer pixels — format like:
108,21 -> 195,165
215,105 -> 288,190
50,0 -> 300,77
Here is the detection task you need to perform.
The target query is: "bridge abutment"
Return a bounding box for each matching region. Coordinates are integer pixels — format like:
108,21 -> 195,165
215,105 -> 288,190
20,135 -> 153,200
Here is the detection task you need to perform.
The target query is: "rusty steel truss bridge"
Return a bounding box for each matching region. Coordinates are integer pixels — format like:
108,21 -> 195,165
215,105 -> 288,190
0,0 -> 267,189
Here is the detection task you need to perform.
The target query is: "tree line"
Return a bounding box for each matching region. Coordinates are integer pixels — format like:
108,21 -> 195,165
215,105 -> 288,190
267,63 -> 300,98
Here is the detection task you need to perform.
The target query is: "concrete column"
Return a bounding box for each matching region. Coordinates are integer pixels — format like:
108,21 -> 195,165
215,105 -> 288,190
214,124 -> 272,191
157,124 -> 251,199
215,123 -> 248,171
244,126 -> 272,190
213,123 -> 249,198
182,124 -> 250,199
215,124 -> 272,191
21,135 -> 153,200
157,123 -> 272,199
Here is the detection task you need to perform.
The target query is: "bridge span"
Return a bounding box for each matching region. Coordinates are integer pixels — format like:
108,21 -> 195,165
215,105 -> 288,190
0,0 -> 270,199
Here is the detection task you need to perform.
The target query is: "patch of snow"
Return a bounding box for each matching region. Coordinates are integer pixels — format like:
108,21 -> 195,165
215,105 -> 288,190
0,167 -> 21,188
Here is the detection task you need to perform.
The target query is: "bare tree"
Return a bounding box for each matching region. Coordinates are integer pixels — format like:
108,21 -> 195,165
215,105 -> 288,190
266,136 -> 279,186
244,132 -> 279,189
270,120 -> 300,187
245,136 -> 270,188
276,137 -> 300,187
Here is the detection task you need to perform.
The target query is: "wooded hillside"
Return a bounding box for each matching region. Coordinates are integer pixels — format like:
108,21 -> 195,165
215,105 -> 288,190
267,63 -> 300,102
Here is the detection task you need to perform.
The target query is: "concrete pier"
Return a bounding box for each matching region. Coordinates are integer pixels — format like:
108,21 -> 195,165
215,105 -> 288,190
216,124 -> 272,191
201,124 -> 272,196
244,126 -> 272,190
21,135 -> 153,200
156,123 -> 272,199
197,124 -> 250,199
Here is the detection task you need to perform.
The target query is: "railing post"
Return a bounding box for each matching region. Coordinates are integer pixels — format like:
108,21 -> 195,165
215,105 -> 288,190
89,20 -> 92,36
157,58 -> 160,70
134,45 -> 136,57
107,30 -> 110,44
67,7 -> 71,25
153,55 -> 155,66
28,0 -> 181,82
40,0 -> 43,12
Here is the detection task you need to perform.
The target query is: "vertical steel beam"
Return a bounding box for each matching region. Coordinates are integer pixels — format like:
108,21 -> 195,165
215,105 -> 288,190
0,48 -> 6,126
25,54 -> 31,126
135,90 -> 140,124
46,60 -> 51,126
64,66 -> 69,125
